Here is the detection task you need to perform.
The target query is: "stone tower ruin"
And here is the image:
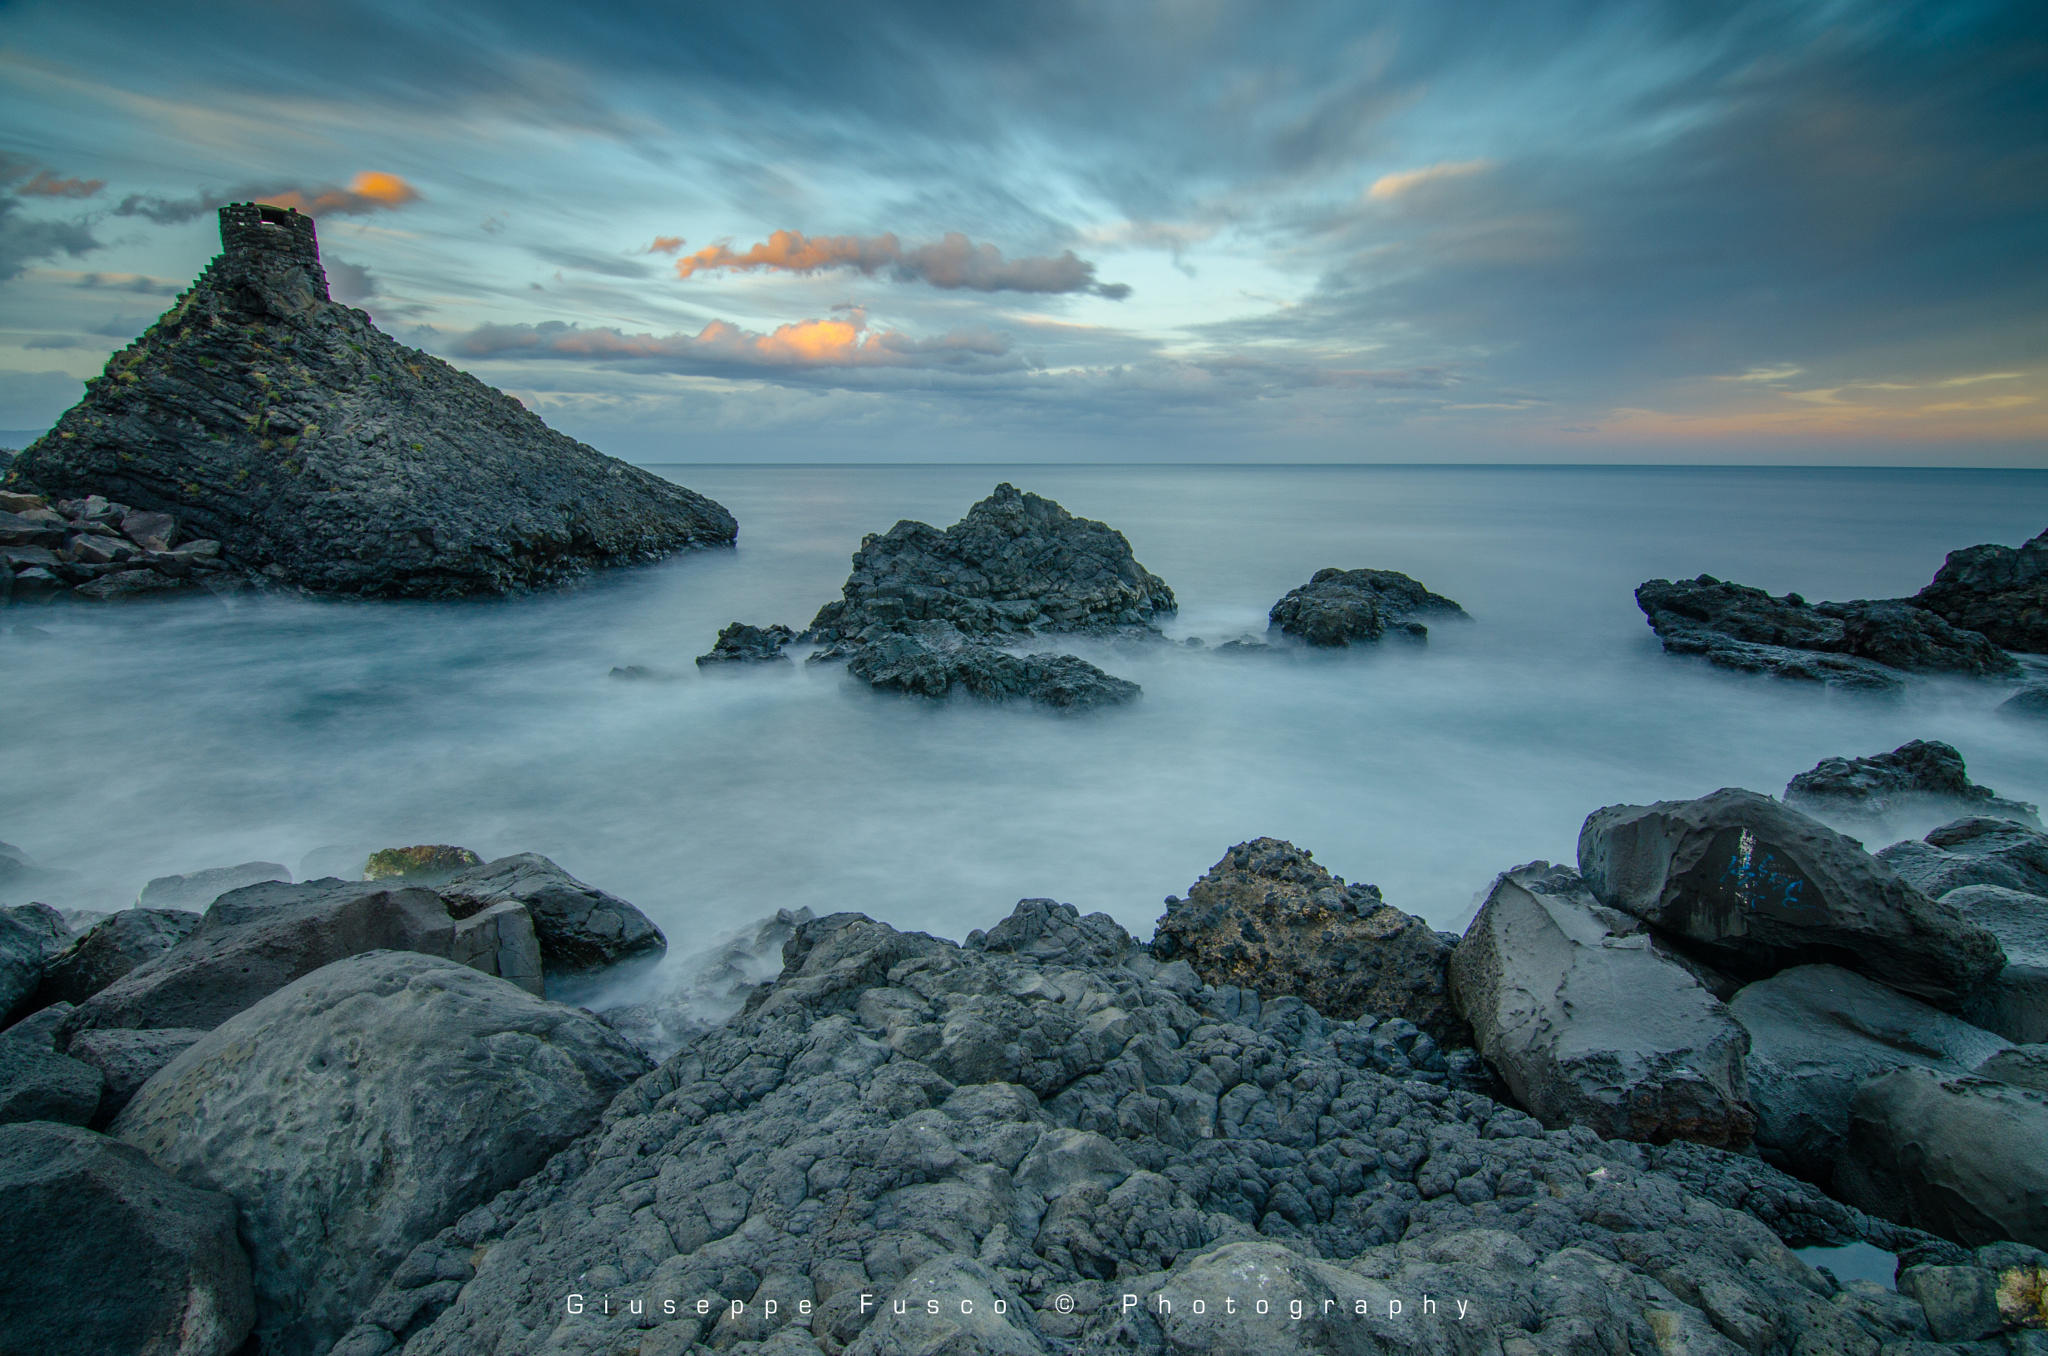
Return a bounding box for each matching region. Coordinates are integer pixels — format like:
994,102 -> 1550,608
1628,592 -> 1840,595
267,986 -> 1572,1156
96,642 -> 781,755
210,202 -> 330,302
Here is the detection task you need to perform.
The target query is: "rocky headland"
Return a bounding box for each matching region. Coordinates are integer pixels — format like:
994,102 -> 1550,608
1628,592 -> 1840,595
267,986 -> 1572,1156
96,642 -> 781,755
3,203 -> 735,601
4,736 -> 2048,1354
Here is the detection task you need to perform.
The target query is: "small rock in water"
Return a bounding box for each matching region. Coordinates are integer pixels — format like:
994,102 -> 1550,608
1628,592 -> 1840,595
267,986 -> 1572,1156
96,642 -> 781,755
362,844 -> 482,883
1268,566 -> 1468,646
1785,738 -> 2040,829
695,620 -> 797,664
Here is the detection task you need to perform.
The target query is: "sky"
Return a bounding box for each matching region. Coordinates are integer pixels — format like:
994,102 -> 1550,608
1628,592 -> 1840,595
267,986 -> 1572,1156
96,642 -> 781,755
0,0 -> 2044,465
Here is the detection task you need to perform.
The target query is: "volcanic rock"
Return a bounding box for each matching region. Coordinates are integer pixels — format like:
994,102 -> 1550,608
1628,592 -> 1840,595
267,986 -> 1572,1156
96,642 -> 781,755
1879,816 -> 2048,900
841,622 -> 1140,710
1635,575 -> 2019,688
1911,527 -> 2048,653
138,860 -> 290,910
696,620 -> 797,664
0,1029 -> 102,1125
5,203 -> 736,597
34,907 -> 200,1006
333,899 -> 1965,1356
439,852 -> 664,975
1577,788 -> 2006,1003
1785,739 -> 2040,829
1448,863 -> 1754,1146
806,482 -> 1174,643
1153,837 -> 1460,1040
1267,566 -> 1468,646
1840,1067 -> 2048,1250
63,1025 -> 207,1123
0,1120 -> 255,1356
1728,964 -> 2011,1180
114,950 -> 649,1356
0,901 -> 68,1023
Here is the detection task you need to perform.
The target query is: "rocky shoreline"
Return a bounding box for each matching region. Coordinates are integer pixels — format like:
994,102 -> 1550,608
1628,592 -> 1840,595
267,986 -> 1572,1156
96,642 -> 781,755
5,740 -> 2048,1354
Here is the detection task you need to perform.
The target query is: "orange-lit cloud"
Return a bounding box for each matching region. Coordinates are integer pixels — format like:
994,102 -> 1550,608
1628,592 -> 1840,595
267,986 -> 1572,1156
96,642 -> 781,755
453,309 -> 1013,373
1366,159 -> 1496,201
17,171 -> 105,199
114,172 -> 421,224
670,228 -> 1130,297
645,235 -> 683,254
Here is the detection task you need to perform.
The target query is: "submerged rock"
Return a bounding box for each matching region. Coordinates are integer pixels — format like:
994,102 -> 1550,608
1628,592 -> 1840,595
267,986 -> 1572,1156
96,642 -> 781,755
842,623 -> 1140,710
439,852 -> 665,975
1911,527 -> 2048,653
1448,863 -> 1754,1147
1785,739 -> 2040,829
1267,566 -> 1468,646
1151,837 -> 1461,1040
1841,1067 -> 2048,1250
0,1120 -> 254,1356
5,204 -> 735,597
115,950 -> 649,1356
696,620 -> 797,664
1729,965 -> 2011,1180
1577,788 -> 2006,1003
337,899 -> 1959,1356
2003,684 -> 2048,719
1635,575 -> 2019,688
807,482 -> 1174,643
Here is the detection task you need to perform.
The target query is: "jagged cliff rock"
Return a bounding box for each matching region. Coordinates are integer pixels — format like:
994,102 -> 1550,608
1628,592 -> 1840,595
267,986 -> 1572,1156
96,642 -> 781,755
1912,528 -> 2048,653
6,203 -> 735,597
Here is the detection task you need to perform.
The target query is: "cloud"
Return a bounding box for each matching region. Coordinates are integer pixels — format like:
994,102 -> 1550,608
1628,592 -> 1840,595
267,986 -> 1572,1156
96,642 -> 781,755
1718,365 -> 1805,382
114,171 -> 421,224
1365,160 -> 1496,202
325,256 -> 377,304
0,197 -> 103,280
645,235 -> 683,254
451,309 -> 1015,377
672,229 -> 1130,298
17,171 -> 106,199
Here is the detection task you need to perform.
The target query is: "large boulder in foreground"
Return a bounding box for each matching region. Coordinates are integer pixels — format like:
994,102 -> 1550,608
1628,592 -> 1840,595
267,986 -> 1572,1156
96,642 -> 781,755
1880,816 -> 2048,900
1152,837 -> 1461,1040
6,203 -> 735,597
1634,575 -> 2018,688
439,852 -> 663,976
1578,788 -> 2005,1003
1785,739 -> 2040,829
1910,527 -> 2048,653
1729,965 -> 2011,1180
842,622 -> 1140,710
1840,1066 -> 2048,1249
806,482 -> 1175,643
0,1120 -> 254,1356
1448,863 -> 1754,1147
59,877 -> 524,1034
1945,884 -> 2048,1043
115,950 -> 649,1356
1267,566 -> 1468,646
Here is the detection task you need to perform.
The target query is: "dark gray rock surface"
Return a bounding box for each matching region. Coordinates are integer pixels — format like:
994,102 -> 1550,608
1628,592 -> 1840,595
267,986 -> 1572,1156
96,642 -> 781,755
843,623 -> 1142,709
1785,739 -> 2040,829
601,906 -> 814,1060
0,900 -> 68,1022
115,950 -> 650,1356
5,205 -> 735,597
1151,837 -> 1462,1041
138,860 -> 289,910
1911,527 -> 2048,653
1448,863 -> 1755,1147
806,482 -> 1174,643
1879,816 -> 2048,901
0,1027 -> 102,1125
0,1119 -> 255,1356
1635,575 -> 2019,686
2003,683 -> 2048,718
1729,965 -> 2012,1181
696,621 -> 797,665
439,853 -> 665,975
1841,1067 -> 2048,1250
1944,883 -> 2048,1043
1267,566 -> 1468,646
1979,1044 -> 2048,1092
59,877 -> 464,1035
332,900 -> 1963,1356
1578,788 -> 2006,1003
34,906 -> 200,1006
64,1025 -> 208,1124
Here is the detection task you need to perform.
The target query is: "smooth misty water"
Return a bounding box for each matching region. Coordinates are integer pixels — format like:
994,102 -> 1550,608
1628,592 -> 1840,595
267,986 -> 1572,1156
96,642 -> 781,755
4,465 -> 2046,1001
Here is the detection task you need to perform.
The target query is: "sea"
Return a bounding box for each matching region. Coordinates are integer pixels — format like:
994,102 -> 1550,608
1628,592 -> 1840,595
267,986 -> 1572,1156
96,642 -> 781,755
5,464 -> 2045,1008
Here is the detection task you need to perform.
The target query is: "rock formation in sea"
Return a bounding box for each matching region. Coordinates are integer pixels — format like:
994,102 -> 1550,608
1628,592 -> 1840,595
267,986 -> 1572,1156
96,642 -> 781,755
1911,527 -> 2048,652
1267,566 -> 1468,646
1785,739 -> 2041,829
1634,575 -> 2019,690
695,621 -> 798,665
4,203 -> 735,599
